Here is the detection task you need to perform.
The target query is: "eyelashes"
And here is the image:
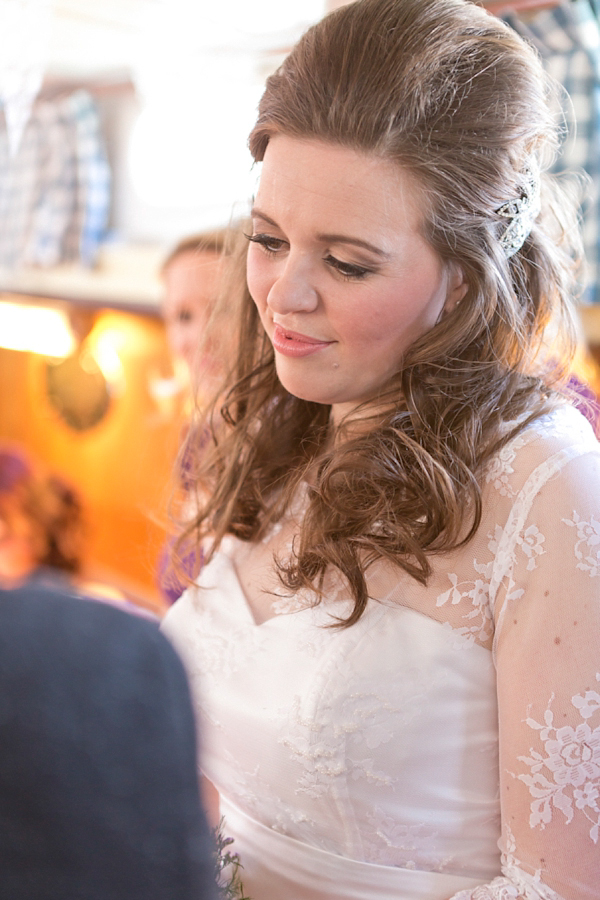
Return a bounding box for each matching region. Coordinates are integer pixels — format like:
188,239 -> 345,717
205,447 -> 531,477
323,254 -> 371,280
245,233 -> 373,281
245,233 -> 285,255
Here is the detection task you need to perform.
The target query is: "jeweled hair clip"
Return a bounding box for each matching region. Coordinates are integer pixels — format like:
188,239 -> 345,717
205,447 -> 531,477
496,163 -> 541,259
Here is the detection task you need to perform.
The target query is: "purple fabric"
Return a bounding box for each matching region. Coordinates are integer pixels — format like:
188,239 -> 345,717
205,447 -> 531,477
0,449 -> 32,493
157,426 -> 207,605
157,540 -> 202,607
567,373 -> 600,435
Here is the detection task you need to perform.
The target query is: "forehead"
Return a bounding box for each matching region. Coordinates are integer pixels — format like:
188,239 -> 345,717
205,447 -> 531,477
162,250 -> 223,311
255,135 -> 425,242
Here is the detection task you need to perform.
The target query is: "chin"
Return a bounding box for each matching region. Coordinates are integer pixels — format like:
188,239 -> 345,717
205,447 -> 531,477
275,363 -> 366,408
282,386 -> 333,406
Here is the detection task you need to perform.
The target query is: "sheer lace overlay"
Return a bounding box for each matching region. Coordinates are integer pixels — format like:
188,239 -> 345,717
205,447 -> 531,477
162,405 -> 600,900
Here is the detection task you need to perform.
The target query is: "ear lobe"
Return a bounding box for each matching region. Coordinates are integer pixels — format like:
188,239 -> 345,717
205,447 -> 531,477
444,264 -> 468,314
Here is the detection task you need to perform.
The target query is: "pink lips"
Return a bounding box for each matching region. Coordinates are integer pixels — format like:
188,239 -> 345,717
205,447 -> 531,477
272,324 -> 334,358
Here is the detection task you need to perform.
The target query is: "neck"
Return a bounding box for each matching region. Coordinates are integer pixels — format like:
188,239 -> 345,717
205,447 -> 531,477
329,401 -> 390,444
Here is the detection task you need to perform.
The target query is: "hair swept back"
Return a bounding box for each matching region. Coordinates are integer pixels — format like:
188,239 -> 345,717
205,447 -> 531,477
175,0 -> 582,626
161,227 -> 233,277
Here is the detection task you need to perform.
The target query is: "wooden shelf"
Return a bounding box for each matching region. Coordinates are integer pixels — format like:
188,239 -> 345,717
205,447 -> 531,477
0,244 -> 165,315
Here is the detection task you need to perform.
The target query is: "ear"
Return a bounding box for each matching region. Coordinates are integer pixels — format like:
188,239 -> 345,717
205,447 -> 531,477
443,263 -> 468,315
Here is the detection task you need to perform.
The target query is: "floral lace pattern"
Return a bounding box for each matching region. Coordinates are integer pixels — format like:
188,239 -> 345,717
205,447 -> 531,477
562,512 -> 600,577
515,524 -> 546,571
516,675 -> 600,843
280,691 -> 399,800
451,880 -> 520,899
365,807 -> 456,871
436,563 -> 494,646
436,520 -> 532,647
436,494 -> 548,648
482,825 -> 562,900
485,434 -> 527,498
451,875 -> 562,900
187,609 -> 267,678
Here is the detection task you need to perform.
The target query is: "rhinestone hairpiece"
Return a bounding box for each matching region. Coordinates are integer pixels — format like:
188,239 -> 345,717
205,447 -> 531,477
496,163 -> 541,259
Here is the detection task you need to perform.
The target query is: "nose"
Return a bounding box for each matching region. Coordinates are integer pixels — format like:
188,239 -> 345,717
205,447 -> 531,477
266,252 -> 319,317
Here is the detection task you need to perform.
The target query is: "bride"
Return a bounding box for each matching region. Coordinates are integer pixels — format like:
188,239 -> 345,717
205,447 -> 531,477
162,1 -> 600,897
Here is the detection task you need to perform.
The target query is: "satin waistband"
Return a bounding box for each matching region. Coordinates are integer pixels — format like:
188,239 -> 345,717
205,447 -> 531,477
220,796 -> 486,900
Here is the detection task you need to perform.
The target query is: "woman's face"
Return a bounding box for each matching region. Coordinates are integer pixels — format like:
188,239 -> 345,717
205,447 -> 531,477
246,135 -> 466,423
162,250 -> 223,373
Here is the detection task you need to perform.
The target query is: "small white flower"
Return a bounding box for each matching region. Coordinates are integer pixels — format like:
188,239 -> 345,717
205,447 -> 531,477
516,525 -> 545,571
544,723 -> 600,787
563,512 -> 600,577
574,782 -> 600,811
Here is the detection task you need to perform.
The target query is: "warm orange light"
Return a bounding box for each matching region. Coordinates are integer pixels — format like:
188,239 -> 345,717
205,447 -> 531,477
0,301 -> 76,357
89,329 -> 125,385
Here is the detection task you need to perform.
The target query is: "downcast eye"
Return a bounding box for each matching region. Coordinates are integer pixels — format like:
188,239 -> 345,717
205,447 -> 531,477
245,233 -> 287,255
324,254 -> 371,280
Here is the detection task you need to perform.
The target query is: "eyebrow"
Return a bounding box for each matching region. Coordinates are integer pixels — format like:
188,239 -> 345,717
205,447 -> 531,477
250,206 -> 390,259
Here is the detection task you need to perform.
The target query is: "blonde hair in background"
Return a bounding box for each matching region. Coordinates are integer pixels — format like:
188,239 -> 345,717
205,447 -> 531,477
161,227 -> 233,277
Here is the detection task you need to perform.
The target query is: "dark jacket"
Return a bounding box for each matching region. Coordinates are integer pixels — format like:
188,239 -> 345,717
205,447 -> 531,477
0,584 -> 215,900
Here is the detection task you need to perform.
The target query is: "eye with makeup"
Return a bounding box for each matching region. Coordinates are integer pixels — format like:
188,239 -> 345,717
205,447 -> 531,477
247,232 -> 373,281
245,233 -> 287,256
323,254 -> 372,281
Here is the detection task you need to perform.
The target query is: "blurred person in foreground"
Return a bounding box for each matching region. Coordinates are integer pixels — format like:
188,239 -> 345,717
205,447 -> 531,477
0,580 -> 217,900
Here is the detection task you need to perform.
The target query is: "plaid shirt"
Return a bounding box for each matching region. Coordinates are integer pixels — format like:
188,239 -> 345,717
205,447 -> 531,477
0,90 -> 110,268
502,0 -> 600,305
62,90 -> 112,267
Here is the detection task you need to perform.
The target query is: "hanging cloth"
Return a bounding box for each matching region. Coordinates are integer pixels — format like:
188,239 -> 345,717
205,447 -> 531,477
503,0 -> 600,305
0,89 -> 110,268
61,90 -> 111,267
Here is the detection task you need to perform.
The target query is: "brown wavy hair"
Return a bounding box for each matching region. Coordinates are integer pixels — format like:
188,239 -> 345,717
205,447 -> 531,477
176,0 -> 582,625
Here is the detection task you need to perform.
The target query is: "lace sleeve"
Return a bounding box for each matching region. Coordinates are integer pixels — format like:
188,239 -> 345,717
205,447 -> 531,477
450,448 -> 600,900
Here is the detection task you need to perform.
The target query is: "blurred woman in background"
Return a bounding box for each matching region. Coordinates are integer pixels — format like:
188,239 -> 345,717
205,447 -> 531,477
0,446 -> 84,589
0,445 -> 156,619
161,228 -> 233,402
158,228 -> 237,605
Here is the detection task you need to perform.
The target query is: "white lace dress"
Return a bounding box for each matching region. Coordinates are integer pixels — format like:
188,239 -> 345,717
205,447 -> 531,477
162,405 -> 600,900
